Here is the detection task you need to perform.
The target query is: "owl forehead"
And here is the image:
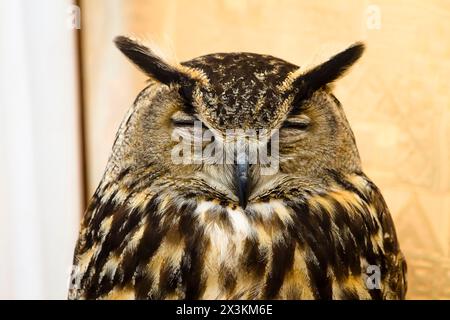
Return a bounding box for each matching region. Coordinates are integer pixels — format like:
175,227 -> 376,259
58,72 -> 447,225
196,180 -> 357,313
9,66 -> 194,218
182,53 -> 299,129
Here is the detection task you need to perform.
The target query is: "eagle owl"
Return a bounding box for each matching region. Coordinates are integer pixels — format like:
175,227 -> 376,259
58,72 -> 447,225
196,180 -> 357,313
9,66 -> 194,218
69,36 -> 407,300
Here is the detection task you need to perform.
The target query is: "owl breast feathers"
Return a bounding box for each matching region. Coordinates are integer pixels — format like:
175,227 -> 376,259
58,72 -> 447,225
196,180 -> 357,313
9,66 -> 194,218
69,37 -> 407,300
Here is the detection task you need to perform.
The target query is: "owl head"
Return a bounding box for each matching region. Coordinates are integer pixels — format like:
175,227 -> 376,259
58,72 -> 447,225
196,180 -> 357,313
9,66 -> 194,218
108,36 -> 365,209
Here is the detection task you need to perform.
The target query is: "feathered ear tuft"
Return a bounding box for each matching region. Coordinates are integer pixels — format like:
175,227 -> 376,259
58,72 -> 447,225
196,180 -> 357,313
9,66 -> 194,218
114,36 -> 187,86
293,42 -> 365,99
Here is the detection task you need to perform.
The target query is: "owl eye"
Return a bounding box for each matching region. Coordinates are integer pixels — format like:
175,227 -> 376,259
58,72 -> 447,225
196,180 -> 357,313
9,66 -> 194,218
171,111 -> 199,127
281,116 -> 311,130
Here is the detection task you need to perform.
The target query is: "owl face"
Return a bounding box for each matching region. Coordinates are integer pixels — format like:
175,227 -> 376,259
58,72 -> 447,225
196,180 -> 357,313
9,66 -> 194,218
112,37 -> 364,208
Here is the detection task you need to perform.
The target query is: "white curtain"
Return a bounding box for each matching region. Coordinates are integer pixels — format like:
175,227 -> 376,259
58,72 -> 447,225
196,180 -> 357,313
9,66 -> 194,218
0,0 -> 83,299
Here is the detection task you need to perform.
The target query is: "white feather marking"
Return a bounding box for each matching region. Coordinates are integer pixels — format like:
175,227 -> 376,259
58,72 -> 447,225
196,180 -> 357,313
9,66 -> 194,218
227,206 -> 254,239
249,202 -> 274,220
207,223 -> 230,263
270,200 -> 294,226
98,256 -> 120,282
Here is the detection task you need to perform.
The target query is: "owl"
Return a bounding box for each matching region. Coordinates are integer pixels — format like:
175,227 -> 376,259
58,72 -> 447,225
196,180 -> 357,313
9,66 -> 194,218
68,36 -> 407,300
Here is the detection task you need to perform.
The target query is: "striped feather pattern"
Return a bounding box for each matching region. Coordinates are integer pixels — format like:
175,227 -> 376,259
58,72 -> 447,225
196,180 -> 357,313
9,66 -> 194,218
69,169 -> 406,300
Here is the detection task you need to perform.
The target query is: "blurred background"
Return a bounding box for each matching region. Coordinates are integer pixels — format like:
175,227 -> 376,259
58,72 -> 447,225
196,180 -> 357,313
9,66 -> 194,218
0,0 -> 449,299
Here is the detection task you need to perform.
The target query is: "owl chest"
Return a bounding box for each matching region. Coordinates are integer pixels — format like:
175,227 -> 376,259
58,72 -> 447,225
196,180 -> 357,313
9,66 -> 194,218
176,200 -> 316,299
160,199 -> 375,299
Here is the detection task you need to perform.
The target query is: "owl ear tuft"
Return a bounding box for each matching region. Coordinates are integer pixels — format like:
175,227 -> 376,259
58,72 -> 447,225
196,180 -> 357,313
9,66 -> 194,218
294,42 -> 365,99
114,36 -> 188,86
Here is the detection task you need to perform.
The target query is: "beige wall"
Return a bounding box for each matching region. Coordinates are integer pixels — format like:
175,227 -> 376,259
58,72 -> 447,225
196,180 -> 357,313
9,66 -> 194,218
80,0 -> 450,299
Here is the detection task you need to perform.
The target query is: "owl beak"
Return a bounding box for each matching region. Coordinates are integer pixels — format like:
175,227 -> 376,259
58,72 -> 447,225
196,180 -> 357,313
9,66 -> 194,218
236,161 -> 249,210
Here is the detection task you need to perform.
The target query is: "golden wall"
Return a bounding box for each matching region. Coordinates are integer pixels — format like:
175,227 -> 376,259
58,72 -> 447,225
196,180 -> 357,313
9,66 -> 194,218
80,0 -> 450,299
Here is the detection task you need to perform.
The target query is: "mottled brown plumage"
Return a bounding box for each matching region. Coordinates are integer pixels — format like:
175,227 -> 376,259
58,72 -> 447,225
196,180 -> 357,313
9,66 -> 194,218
69,37 -> 406,300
